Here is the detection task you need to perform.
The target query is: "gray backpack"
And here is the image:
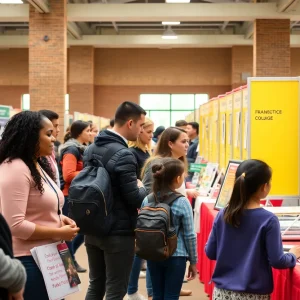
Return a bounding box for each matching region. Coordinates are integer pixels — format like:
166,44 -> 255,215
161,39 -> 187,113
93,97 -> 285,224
135,192 -> 182,261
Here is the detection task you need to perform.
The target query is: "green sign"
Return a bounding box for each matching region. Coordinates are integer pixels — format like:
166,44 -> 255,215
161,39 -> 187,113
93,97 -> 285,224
0,106 -> 10,119
189,163 -> 207,173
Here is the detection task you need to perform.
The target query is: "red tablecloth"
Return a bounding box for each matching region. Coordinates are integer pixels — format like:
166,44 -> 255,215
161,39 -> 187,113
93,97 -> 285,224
198,202 -> 300,300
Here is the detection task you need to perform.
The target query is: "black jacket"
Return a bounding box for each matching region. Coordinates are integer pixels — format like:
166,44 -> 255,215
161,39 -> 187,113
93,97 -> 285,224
84,130 -> 147,236
0,214 -> 13,300
128,147 -> 150,180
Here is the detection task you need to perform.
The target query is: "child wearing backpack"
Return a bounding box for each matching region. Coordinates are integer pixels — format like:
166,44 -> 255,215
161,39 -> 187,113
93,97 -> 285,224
205,159 -> 300,300
138,157 -> 197,300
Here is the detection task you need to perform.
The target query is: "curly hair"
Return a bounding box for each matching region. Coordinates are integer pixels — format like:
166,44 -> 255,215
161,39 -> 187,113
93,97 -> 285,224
0,111 -> 55,194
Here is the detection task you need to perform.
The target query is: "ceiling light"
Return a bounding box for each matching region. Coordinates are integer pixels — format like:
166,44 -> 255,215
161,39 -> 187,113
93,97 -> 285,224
166,0 -> 190,3
162,26 -> 178,40
0,0 -> 23,3
162,21 -> 181,25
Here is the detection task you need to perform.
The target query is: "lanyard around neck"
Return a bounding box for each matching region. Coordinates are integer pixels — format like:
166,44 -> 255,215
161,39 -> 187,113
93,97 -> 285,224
38,164 -> 61,218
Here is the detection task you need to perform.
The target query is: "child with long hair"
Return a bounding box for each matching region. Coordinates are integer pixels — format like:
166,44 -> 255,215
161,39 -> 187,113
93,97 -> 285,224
141,157 -> 197,299
205,159 -> 300,300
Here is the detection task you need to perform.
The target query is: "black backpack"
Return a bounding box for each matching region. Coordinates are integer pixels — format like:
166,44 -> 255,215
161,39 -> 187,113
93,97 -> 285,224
68,143 -> 123,237
135,192 -> 182,261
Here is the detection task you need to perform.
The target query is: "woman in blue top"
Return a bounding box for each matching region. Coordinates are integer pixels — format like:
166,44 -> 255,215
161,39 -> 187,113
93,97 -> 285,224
205,159 -> 300,300
141,158 -> 198,300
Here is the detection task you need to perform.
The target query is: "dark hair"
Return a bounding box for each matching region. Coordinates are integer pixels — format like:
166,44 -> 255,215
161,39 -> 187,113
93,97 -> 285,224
115,101 -> 146,126
64,120 -> 90,142
110,119 -> 115,127
38,110 -> 59,122
175,120 -> 188,127
187,122 -> 199,135
224,159 -> 272,227
152,157 -> 185,200
0,111 -> 55,194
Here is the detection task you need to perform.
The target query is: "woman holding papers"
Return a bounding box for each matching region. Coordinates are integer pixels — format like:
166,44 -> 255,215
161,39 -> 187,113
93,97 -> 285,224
0,111 -> 79,300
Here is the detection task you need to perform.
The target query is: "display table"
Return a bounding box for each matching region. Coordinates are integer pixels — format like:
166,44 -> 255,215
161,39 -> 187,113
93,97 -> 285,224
198,203 -> 300,300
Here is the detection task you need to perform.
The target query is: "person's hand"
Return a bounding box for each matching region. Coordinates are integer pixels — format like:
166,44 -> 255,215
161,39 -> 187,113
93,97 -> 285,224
187,189 -> 200,198
289,246 -> 300,258
8,288 -> 24,300
61,215 -> 76,227
137,179 -> 144,188
58,225 -> 80,241
186,264 -> 197,281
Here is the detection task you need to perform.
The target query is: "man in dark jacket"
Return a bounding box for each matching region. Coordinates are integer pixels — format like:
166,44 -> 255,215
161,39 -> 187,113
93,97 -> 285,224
84,101 -> 147,300
186,122 -> 199,181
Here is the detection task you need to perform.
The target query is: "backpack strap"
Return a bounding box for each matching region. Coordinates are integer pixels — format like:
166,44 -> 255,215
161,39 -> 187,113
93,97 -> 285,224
163,192 -> 183,206
148,192 -> 182,206
88,143 -> 124,168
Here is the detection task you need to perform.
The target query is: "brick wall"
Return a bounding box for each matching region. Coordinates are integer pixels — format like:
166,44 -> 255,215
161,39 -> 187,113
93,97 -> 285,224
29,0 -> 67,138
232,46 -> 253,89
254,19 -> 291,77
68,46 -> 94,114
1,47 -> 300,118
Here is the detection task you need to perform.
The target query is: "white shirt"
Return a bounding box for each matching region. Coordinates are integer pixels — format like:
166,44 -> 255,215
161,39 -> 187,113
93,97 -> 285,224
107,129 -> 128,144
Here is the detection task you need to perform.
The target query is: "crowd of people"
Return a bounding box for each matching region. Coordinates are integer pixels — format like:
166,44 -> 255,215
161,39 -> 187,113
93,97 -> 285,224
0,101 -> 300,300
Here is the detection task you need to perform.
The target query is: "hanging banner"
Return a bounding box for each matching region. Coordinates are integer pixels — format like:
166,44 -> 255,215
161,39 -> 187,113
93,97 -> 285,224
232,88 -> 242,160
248,78 -> 300,197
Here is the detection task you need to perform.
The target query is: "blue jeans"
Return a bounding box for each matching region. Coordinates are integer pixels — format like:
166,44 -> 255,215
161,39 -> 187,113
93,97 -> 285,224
63,196 -> 84,260
17,256 -> 49,300
127,255 -> 153,297
148,257 -> 186,300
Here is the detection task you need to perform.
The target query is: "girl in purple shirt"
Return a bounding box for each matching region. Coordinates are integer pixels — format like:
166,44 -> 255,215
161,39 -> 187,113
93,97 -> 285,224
205,159 -> 300,300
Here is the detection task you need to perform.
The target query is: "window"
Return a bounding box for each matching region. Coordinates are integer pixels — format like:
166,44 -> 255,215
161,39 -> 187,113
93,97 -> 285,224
140,94 -> 208,128
21,94 -> 70,113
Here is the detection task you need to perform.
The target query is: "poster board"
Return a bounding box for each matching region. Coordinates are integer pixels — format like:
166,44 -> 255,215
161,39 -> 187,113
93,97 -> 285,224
232,88 -> 242,160
214,160 -> 242,210
241,88 -> 248,160
201,102 -> 210,160
219,95 -> 227,170
248,78 -> 300,197
211,99 -> 219,163
225,93 -> 233,167
0,105 -> 11,139
207,101 -> 213,161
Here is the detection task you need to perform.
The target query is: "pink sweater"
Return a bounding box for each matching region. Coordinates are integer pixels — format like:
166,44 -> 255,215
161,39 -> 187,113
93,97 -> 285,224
0,159 -> 64,257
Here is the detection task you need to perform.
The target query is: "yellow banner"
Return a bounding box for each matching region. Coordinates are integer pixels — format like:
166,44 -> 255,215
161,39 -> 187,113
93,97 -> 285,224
211,99 -> 219,163
249,79 -> 300,196
219,96 -> 227,170
199,106 -> 204,157
232,89 -> 242,160
241,88 -> 248,160
225,93 -> 233,167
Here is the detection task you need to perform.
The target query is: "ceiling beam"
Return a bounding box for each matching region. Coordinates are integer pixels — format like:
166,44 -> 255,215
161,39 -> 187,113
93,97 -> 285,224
0,4 -> 29,22
3,3 -> 300,23
278,0 -> 300,13
67,22 -> 82,39
1,34 -> 300,48
67,3 -> 300,22
27,0 -> 49,13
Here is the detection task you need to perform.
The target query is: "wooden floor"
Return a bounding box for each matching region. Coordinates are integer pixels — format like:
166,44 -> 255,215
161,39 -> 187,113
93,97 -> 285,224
67,245 -> 210,300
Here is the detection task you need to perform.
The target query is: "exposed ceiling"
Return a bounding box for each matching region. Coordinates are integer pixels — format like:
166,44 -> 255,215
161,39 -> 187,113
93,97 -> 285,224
0,0 -> 300,47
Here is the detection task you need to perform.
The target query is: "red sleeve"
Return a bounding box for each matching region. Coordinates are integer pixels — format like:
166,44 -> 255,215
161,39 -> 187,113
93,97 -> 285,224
62,153 -> 80,184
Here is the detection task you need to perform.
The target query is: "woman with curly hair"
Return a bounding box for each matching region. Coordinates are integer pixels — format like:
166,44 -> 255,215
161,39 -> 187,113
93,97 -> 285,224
0,111 -> 80,300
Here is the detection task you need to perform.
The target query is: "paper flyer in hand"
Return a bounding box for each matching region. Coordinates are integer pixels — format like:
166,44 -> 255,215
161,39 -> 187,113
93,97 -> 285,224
30,242 -> 80,300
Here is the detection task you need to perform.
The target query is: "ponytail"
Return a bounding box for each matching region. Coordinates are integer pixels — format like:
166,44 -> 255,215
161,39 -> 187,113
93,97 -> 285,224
223,159 -> 272,228
224,173 -> 246,227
